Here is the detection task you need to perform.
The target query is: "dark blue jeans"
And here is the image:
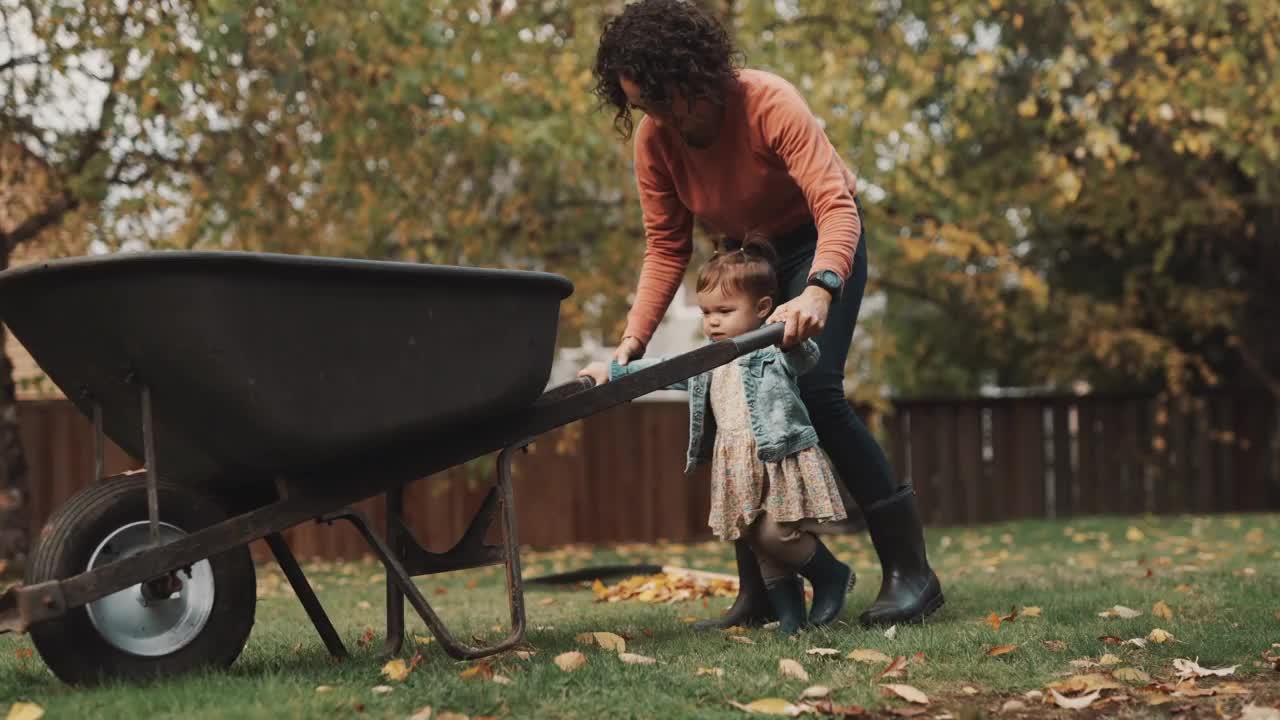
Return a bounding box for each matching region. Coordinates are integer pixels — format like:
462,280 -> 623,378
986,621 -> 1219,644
774,213 -> 898,509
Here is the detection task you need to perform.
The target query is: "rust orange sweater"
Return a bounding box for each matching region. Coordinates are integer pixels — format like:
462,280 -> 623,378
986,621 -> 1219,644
623,68 -> 862,345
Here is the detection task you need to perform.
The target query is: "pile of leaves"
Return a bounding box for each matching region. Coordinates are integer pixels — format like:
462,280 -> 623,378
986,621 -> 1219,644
589,572 -> 737,604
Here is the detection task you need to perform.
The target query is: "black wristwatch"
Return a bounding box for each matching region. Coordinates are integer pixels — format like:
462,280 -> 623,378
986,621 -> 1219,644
806,270 -> 843,300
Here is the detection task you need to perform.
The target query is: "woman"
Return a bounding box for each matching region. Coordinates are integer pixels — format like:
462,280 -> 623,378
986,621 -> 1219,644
591,0 -> 943,628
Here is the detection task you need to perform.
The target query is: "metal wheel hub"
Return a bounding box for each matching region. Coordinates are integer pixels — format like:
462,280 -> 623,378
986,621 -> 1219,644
86,521 -> 216,657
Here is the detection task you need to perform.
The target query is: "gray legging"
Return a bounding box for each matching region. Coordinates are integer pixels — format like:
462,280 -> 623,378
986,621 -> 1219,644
773,206 -> 898,511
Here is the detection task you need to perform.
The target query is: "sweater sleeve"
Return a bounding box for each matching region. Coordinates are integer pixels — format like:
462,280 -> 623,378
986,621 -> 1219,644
759,81 -> 861,281
622,121 -> 694,346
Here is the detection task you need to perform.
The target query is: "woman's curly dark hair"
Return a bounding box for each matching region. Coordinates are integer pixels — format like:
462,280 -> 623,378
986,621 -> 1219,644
592,0 -> 742,139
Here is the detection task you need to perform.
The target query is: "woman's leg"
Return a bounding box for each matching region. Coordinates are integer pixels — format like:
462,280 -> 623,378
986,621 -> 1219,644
775,216 -> 944,626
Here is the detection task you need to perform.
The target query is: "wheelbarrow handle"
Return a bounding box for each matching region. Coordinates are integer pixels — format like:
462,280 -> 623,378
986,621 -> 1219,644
730,321 -> 786,355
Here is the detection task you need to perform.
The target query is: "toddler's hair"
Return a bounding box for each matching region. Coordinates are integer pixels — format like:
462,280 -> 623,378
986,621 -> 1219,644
696,231 -> 779,301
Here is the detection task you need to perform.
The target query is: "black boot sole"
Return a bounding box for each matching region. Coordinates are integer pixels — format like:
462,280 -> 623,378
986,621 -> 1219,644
859,591 -> 945,628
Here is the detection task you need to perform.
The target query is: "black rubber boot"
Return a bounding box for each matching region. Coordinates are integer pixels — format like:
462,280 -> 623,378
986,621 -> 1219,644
797,539 -> 855,626
764,574 -> 807,636
690,540 -> 777,631
858,486 -> 945,627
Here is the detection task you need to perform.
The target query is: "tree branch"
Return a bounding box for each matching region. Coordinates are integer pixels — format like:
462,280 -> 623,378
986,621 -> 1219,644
1232,337 -> 1280,401
0,54 -> 43,73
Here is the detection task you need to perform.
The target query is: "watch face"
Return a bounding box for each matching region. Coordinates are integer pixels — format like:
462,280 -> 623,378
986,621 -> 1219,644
815,271 -> 840,290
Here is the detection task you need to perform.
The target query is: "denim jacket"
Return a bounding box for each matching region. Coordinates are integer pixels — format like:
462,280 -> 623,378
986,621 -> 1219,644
609,339 -> 822,474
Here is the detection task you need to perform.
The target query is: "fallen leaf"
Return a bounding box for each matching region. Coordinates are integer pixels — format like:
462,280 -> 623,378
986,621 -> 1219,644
357,600 -> 372,610
514,650 -> 533,660
886,707 -> 928,718
382,659 -> 411,682
409,652 -> 424,671
372,685 -> 394,695
1239,705 -> 1280,720
1069,659 -> 1099,670
696,666 -> 725,678
806,647 -> 840,657
779,658 -> 810,681
1021,606 -> 1042,618
985,612 -> 1003,631
437,713 -> 469,720
315,685 -> 333,693
1042,640 -> 1067,652
910,651 -> 926,666
1050,689 -> 1102,709
1113,667 -> 1151,683
1048,674 -> 1124,694
576,631 -> 626,653
848,648 -> 892,664
1148,628 -> 1175,644
874,655 -> 909,680
986,644 -> 1017,657
1098,635 -> 1123,645
5,703 -> 44,720
801,685 -> 831,699
808,700 -> 872,717
13,649 -> 32,660
881,684 -> 929,705
619,652 -> 657,665
1124,638 -> 1148,648
491,674 -> 513,685
884,625 -> 898,640
1098,653 -> 1121,666
358,628 -> 375,647
458,662 -> 493,681
408,707 -> 433,720
729,698 -> 805,716
539,597 -> 556,606
1126,526 -> 1145,542
1098,605 -> 1142,619
961,686 -> 980,696
729,635 -> 755,645
554,651 -> 587,672
415,635 -> 434,646
1173,658 -> 1236,679
1024,690 -> 1044,701
1000,700 -> 1026,712
1152,600 -> 1174,620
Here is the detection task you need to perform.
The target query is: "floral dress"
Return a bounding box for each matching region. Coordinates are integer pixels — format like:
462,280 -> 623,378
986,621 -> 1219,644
705,361 -> 847,541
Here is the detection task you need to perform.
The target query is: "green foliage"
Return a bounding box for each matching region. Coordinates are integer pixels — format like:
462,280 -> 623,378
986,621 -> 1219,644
4,0 -> 1277,399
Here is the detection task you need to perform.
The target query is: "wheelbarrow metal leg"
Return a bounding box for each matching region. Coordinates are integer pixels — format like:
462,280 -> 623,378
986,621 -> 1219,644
325,441 -> 529,661
383,487 -> 405,657
140,384 -> 161,545
264,532 -> 347,659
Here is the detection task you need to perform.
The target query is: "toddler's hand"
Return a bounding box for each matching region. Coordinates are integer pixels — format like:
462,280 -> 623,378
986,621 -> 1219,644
577,361 -> 610,386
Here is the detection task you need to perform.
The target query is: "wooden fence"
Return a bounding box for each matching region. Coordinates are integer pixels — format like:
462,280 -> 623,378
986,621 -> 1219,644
14,393 -> 1278,559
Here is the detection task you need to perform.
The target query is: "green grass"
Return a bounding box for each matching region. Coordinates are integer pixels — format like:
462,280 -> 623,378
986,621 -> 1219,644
3,514 -> 1278,719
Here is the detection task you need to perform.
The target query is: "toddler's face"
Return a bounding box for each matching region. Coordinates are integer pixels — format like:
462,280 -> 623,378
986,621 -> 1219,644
698,286 -> 772,342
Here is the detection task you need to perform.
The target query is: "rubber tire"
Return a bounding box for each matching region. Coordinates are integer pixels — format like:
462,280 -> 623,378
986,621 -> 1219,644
25,475 -> 257,685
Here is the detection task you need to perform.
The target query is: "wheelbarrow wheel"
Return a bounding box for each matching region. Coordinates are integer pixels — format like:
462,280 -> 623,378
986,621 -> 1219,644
25,474 -> 256,685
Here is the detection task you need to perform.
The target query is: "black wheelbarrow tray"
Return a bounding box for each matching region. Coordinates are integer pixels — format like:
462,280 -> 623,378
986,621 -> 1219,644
0,251 -> 784,685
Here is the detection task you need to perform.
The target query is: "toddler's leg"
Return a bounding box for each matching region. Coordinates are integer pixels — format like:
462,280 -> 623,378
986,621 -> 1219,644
744,518 -> 808,636
755,515 -> 855,627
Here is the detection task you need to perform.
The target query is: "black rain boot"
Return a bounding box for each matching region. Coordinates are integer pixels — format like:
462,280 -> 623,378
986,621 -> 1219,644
797,539 -> 855,626
858,486 -> 945,627
764,574 -> 807,636
690,540 -> 777,631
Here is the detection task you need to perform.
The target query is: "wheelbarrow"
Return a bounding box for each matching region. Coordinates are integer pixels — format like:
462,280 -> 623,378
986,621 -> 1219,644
0,251 -> 784,685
